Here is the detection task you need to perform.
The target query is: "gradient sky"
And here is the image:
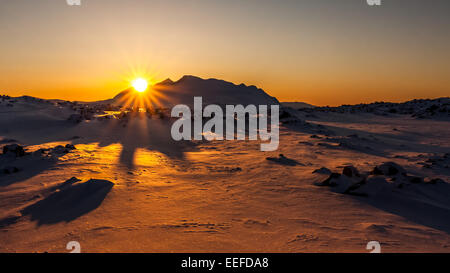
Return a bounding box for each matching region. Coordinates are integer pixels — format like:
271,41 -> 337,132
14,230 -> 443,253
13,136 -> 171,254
0,0 -> 449,106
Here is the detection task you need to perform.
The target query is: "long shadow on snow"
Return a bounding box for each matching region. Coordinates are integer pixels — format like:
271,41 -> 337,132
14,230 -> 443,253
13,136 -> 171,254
21,179 -> 113,226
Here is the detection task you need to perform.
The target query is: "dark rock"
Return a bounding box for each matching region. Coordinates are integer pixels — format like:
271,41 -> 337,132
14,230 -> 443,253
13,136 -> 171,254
52,145 -> 69,154
427,178 -> 446,185
68,114 -> 83,123
408,176 -> 424,184
266,154 -> 301,166
317,173 -> 341,186
312,167 -> 332,175
371,162 -> 406,176
342,166 -> 360,177
65,144 -> 76,150
3,166 -> 19,174
0,138 -> 18,144
2,144 -> 26,157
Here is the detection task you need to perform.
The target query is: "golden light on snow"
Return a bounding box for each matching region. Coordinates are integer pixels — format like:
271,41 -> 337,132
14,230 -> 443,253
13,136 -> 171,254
132,78 -> 149,93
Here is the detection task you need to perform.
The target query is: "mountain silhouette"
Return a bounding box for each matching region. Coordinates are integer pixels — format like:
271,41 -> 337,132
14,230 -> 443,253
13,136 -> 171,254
103,75 -> 279,108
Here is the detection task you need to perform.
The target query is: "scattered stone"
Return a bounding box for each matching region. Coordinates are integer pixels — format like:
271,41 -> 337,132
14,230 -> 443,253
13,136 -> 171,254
52,145 -> 69,154
297,97 -> 450,119
54,177 -> 82,190
207,166 -> 242,173
315,166 -> 365,194
342,165 -> 360,178
266,154 -> 301,166
419,153 -> 450,169
426,178 -> 446,185
3,166 -> 19,174
408,176 -> 424,184
315,172 -> 341,187
2,144 -> 26,157
316,161 -> 447,197
331,175 -> 363,194
65,144 -> 76,150
68,114 -> 83,123
299,141 -> 314,146
32,148 -> 50,156
371,162 -> 406,176
312,167 -> 332,175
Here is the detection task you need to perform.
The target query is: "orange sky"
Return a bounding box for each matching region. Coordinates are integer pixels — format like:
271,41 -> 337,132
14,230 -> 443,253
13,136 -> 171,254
0,0 -> 449,106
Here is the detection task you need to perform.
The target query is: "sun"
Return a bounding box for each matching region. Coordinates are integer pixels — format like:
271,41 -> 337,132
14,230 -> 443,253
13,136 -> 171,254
131,78 -> 148,93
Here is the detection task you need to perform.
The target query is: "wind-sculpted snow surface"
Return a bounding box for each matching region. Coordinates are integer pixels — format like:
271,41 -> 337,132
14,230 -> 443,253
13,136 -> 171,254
0,88 -> 450,252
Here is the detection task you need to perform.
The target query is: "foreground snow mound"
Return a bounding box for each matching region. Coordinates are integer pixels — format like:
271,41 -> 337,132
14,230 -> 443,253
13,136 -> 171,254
314,164 -> 450,233
314,166 -> 365,194
315,163 -> 448,197
351,176 -> 393,196
0,144 -> 77,187
21,179 -> 114,225
371,162 -> 407,177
